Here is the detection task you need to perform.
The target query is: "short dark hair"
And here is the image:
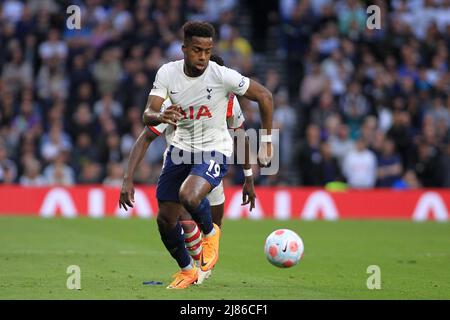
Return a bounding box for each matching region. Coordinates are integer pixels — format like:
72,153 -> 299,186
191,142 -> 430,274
210,54 -> 224,66
183,21 -> 215,43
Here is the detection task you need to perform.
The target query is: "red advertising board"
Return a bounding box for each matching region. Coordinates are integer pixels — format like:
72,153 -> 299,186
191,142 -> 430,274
0,186 -> 449,221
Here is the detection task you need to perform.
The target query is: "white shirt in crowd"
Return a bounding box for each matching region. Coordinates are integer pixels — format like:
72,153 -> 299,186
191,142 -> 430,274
342,147 -> 377,188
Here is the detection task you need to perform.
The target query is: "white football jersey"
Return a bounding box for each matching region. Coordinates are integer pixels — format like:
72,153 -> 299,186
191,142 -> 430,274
149,60 -> 250,157
148,95 -> 245,146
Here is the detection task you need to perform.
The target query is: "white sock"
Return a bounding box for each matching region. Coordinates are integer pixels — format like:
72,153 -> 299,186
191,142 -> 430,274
204,227 -> 216,238
181,258 -> 195,271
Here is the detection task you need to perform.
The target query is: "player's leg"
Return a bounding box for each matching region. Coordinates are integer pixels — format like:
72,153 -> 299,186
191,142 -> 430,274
185,184 -> 225,284
207,181 -> 225,228
179,156 -> 228,272
180,181 -> 225,284
178,209 -> 212,285
179,174 -> 220,272
156,146 -> 198,289
179,174 -> 214,236
211,203 -> 224,228
179,210 -> 202,265
156,201 -> 198,289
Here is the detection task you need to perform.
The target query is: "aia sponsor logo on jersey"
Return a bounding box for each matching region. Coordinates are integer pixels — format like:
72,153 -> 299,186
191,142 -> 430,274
180,106 -> 212,120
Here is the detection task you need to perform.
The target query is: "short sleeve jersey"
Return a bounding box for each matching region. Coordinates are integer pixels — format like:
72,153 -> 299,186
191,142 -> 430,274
148,94 -> 245,147
149,60 -> 250,157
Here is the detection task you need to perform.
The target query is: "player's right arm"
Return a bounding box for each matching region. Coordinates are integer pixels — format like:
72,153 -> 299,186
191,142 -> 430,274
119,126 -> 162,210
142,95 -> 182,127
142,65 -> 182,127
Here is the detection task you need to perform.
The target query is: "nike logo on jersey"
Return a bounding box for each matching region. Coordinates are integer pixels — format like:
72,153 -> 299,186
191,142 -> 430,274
170,90 -> 179,94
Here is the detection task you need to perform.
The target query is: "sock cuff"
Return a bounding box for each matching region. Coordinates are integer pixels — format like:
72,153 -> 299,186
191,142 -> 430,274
183,224 -> 200,239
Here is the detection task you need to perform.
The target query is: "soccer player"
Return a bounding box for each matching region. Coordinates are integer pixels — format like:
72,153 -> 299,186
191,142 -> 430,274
119,55 -> 256,284
142,21 -> 273,289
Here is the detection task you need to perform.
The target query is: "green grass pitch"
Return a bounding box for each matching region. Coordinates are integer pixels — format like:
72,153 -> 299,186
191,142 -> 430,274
1,216 -> 449,299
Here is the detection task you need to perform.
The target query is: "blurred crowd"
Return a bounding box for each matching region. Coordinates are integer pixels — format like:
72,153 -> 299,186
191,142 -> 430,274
0,0 -> 450,189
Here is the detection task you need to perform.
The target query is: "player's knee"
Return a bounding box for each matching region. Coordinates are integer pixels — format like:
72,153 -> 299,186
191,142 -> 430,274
179,191 -> 201,212
156,211 -> 176,232
180,220 -> 196,233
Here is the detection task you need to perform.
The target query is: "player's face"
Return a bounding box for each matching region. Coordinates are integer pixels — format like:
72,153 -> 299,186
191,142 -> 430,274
183,36 -> 213,76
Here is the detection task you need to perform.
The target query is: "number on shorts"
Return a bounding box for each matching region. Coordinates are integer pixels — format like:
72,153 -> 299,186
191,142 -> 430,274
207,160 -> 220,178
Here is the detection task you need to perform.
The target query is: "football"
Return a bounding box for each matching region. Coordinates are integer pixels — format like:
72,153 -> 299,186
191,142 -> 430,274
264,229 -> 304,268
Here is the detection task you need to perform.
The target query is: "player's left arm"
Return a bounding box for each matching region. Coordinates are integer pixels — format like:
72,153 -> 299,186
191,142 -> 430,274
242,79 -> 274,167
230,96 -> 256,211
241,132 -> 256,211
223,67 -> 273,167
242,79 -> 273,134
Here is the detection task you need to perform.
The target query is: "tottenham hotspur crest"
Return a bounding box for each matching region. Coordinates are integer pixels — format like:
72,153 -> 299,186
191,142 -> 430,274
206,88 -> 212,100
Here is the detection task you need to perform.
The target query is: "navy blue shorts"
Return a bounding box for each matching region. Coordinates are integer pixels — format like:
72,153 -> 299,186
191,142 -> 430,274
156,145 -> 229,202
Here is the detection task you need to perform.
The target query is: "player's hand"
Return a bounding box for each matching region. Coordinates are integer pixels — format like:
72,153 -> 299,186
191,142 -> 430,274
258,142 -> 273,167
119,179 -> 135,211
158,105 -> 182,126
241,176 -> 256,211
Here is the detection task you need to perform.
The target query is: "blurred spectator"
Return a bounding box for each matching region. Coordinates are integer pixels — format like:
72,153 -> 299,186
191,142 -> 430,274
413,140 -> 444,187
317,141 -> 344,185
359,116 -> 378,149
38,28 -> 68,63
441,144 -> 450,187
263,69 -> 284,96
78,161 -> 103,184
321,49 -> 354,97
317,21 -> 340,58
11,98 -> 42,142
329,123 -> 354,165
273,91 -> 296,163
337,0 -> 366,38
99,133 -> 123,164
40,123 -> 72,163
297,124 -> 322,186
68,103 -> 97,140
342,138 -> 377,188
68,54 -> 93,97
426,96 -> 450,128
103,161 -> 125,187
340,81 -> 370,138
2,0 -> 25,23
283,2 -> 315,100
36,57 -> 68,101
377,138 -> 403,187
0,141 -> 17,183
134,161 -> 155,185
300,62 -> 328,105
310,90 -> 338,128
392,169 -> 422,189
93,93 -> 123,120
1,45 -> 33,96
219,25 -> 253,73
121,122 -> 144,158
93,48 -> 123,95
43,152 -> 75,186
71,133 -> 99,174
19,157 -> 47,186
386,111 -> 415,169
